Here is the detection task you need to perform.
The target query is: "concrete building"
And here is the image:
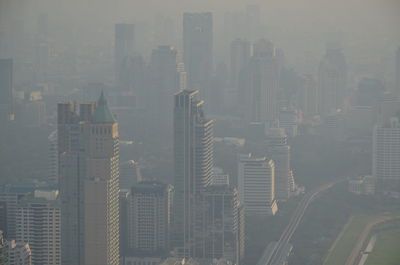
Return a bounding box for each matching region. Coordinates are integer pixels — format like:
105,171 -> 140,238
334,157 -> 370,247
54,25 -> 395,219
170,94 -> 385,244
7,240 -> 32,265
318,44 -> 347,116
183,13 -> 213,100
0,58 -> 13,121
348,175 -> 376,195
278,109 -> 298,138
127,181 -> 173,255
16,195 -> 60,265
373,117 -> 400,193
115,23 -> 135,90
172,90 -> 214,257
241,39 -> 279,126
238,154 -> 277,216
265,128 -> 293,201
396,47 -> 400,98
200,186 -> 245,265
148,45 -> 180,135
58,92 -> 120,265
47,130 -> 58,183
211,168 -> 230,186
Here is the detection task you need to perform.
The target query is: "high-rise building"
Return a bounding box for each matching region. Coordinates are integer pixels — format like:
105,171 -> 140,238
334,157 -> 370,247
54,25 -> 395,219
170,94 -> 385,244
241,39 -> 279,126
228,39 -> 251,109
16,195 -> 60,265
115,24 -> 135,90
47,130 -> 58,184
127,181 -> 173,255
373,117 -> 400,193
183,13 -> 213,99
0,59 -> 13,121
58,92 -> 120,265
172,90 -> 214,257
200,186 -> 245,265
396,47 -> 400,99
265,128 -> 293,201
148,46 -> 179,134
318,43 -> 347,116
297,75 -> 318,118
238,154 -> 277,216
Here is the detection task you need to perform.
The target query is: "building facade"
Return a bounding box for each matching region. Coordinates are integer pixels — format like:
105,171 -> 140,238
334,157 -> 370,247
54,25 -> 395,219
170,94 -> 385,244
172,90 -> 214,257
238,154 -> 277,216
58,92 -> 120,265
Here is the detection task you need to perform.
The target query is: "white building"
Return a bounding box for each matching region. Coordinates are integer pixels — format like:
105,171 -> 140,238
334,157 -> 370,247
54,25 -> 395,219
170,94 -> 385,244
238,154 -> 277,216
373,117 -> 400,193
265,128 -> 294,201
16,195 -> 61,265
348,175 -> 376,195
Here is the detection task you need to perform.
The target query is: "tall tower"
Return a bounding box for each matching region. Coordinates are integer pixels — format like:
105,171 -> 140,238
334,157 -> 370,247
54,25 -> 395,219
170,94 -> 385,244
395,47 -> 400,99
373,117 -> 400,193
148,46 -> 179,134
318,44 -> 347,116
265,128 -> 293,201
115,24 -> 135,90
0,59 -> 13,121
183,13 -> 213,99
172,90 -> 214,258
241,39 -> 279,127
59,92 -> 120,265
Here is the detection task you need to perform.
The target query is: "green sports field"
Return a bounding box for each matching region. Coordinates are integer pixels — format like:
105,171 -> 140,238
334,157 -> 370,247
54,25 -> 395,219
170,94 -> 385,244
365,228 -> 400,265
323,215 -> 379,265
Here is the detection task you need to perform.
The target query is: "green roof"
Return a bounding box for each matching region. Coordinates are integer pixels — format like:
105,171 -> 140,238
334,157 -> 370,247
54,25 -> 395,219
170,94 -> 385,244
92,91 -> 116,123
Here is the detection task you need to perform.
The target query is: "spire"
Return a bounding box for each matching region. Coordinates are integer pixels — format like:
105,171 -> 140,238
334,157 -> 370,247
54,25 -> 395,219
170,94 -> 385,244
92,91 -> 116,123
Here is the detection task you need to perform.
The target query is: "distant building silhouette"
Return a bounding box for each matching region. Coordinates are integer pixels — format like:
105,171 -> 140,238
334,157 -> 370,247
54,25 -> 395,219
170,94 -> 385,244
115,24 -> 135,91
0,59 -> 13,121
318,44 -> 347,116
183,13 -> 213,101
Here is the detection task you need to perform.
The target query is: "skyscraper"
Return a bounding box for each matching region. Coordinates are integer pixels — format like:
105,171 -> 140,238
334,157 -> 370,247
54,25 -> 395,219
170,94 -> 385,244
0,59 -> 13,121
148,46 -> 180,134
172,90 -> 214,257
183,13 -> 213,99
373,117 -> 400,193
396,47 -> 400,98
115,24 -> 135,90
58,92 -> 120,265
228,39 -> 251,109
238,154 -> 277,216
318,44 -> 347,116
241,39 -> 279,126
265,128 -> 293,201
127,181 -> 173,255
16,195 -> 60,265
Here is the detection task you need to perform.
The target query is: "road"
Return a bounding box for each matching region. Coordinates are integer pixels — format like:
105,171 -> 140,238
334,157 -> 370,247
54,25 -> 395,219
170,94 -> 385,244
261,180 -> 343,265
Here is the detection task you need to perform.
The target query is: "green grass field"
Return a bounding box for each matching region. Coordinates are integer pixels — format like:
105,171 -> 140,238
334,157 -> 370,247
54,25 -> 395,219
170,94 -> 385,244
323,216 -> 378,265
365,229 -> 400,265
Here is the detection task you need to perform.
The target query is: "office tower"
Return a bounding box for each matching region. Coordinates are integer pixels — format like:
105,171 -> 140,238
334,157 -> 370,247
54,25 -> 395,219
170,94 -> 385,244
0,202 -> 6,233
47,130 -> 58,183
265,128 -> 293,201
115,24 -> 135,90
0,59 -> 13,121
354,78 -> 384,107
16,195 -> 60,265
58,92 -> 120,265
120,190 -> 130,259
172,90 -> 214,257
297,75 -> 318,118
228,39 -> 251,108
119,160 -> 141,189
148,46 -> 179,134
127,181 -> 173,255
0,187 -> 32,239
373,117 -> 400,193
238,154 -> 277,216
183,13 -> 213,99
241,39 -> 279,126
201,186 -> 245,265
318,43 -> 347,116
395,47 -> 400,98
